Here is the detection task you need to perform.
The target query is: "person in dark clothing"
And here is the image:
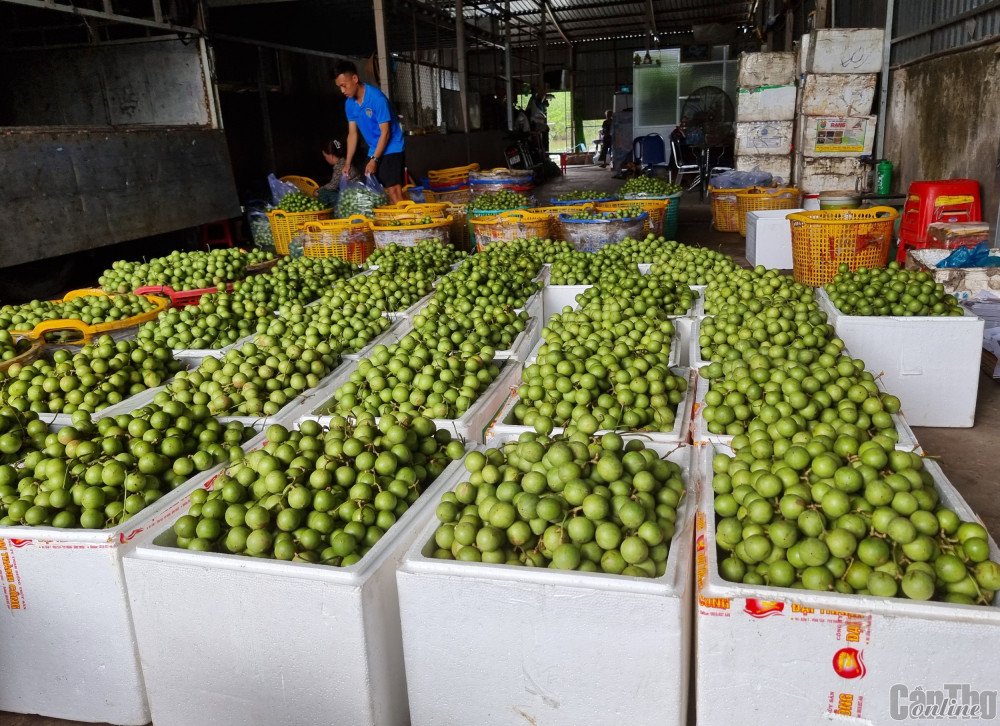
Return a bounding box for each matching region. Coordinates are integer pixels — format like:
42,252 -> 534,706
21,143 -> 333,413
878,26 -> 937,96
599,110 -> 613,167
314,139 -> 361,207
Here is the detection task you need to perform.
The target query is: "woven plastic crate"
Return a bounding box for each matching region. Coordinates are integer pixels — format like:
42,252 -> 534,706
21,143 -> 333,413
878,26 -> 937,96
558,212 -> 648,253
595,200 -> 668,236
371,216 -> 453,249
279,175 -> 319,196
372,201 -> 449,223
736,187 -> 802,236
297,217 -> 374,263
7,290 -> 170,343
549,196 -> 614,206
428,163 -> 479,186
788,207 -> 899,286
134,284 -> 235,308
471,211 -> 552,252
529,204 -> 594,241
709,187 -> 748,232
423,186 -> 471,205
267,208 -> 334,255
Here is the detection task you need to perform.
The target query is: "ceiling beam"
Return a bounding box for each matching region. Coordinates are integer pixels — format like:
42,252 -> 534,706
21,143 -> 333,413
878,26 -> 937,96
508,0 -> 752,18
545,0 -> 571,46
0,0 -> 202,34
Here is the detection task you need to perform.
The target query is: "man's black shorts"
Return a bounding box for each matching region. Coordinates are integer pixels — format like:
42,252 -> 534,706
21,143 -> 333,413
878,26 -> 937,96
376,152 -> 405,188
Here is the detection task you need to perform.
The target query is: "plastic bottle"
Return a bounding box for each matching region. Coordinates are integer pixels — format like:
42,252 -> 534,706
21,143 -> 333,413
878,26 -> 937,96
876,160 -> 893,196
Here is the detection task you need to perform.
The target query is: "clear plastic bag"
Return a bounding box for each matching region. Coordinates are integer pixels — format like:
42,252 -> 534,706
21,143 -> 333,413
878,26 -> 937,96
337,174 -> 390,218
709,169 -> 774,189
268,173 -> 300,205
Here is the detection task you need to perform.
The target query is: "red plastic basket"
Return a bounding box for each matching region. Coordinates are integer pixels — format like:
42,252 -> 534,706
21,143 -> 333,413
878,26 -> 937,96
134,284 -> 235,308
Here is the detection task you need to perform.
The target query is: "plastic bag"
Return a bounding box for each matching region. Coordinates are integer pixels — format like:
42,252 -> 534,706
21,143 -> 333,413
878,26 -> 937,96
709,169 -> 774,189
938,242 -> 990,268
268,174 -> 299,206
337,174 -> 389,218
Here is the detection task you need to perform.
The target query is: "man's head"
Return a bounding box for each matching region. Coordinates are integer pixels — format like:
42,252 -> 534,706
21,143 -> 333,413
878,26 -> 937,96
605,109 -> 613,119
333,60 -> 361,99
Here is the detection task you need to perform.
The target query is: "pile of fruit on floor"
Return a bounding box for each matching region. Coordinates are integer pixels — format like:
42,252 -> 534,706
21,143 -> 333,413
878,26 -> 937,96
0,234 -> 997,726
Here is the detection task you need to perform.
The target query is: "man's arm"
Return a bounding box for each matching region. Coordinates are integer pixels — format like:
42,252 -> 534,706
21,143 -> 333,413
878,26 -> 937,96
365,121 -> 392,177
344,121 -> 359,175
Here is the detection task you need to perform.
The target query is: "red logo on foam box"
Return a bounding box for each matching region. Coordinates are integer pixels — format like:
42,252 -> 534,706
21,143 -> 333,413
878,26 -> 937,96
744,599 -> 785,618
832,647 -> 866,679
9,539 -> 31,548
118,529 -> 144,544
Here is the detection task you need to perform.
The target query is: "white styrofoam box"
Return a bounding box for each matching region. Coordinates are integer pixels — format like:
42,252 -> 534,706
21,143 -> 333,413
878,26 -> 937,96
737,51 -> 797,87
736,85 -> 797,122
690,375 -> 921,451
806,27 -> 885,74
122,452 -> 473,726
694,444 -> 1000,726
493,315 -> 541,362
689,316 -> 710,370
735,121 -> 794,156
735,153 -> 792,184
798,32 -> 811,75
801,115 -> 877,157
816,289 -> 985,427
0,462 -> 234,724
484,368 -> 695,447
342,317 -> 412,360
294,357 -> 522,444
794,154 -> 863,194
397,446 -> 696,726
542,284 -> 590,322
525,324 -> 681,369
746,209 -> 804,269
801,73 -> 877,117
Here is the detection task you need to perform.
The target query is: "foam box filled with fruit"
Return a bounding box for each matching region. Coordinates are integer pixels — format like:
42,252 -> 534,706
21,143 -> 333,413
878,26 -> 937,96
694,443 -> 1000,725
396,438 -> 695,726
815,282 -> 984,428
0,406 -> 259,724
122,419 -> 472,726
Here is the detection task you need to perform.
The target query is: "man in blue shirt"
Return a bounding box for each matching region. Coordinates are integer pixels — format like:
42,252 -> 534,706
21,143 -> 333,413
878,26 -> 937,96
333,60 -> 406,204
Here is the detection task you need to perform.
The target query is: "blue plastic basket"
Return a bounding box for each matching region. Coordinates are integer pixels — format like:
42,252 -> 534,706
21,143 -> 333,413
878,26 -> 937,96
549,196 -> 615,206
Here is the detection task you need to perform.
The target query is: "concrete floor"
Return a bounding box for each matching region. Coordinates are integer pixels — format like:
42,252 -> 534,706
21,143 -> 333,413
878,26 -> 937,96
4,162 -> 998,726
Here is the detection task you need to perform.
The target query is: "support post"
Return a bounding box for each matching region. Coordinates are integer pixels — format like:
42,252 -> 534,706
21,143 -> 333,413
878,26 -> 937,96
256,46 -> 276,173
815,0 -> 829,29
455,0 -> 470,132
875,0 -> 894,159
505,0 -> 514,130
373,0 -> 391,95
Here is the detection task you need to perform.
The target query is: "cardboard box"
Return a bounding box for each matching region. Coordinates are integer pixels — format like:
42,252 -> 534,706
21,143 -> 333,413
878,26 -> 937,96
801,73 -> 877,116
737,85 -> 797,122
816,289 -> 985,427
801,116 -> 877,157
122,451 -> 472,726
746,208 -> 804,269
905,248 -> 1000,300
735,121 -> 794,156
806,27 -> 885,73
396,446 -> 696,726
735,154 -> 793,184
737,51 -> 798,87
794,154 -> 862,194
695,444 -> 1000,726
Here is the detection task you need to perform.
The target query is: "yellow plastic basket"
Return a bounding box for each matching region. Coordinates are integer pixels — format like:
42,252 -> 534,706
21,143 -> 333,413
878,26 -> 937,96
428,163 -> 479,184
529,204 -> 594,241
8,289 -> 170,343
372,201 -> 450,223
424,187 -> 471,205
268,208 -> 334,255
299,216 -> 374,263
279,175 -> 319,196
371,216 -> 454,249
471,211 -> 552,252
788,207 -> 900,287
709,187 -> 749,232
595,200 -> 669,236
736,187 -> 802,236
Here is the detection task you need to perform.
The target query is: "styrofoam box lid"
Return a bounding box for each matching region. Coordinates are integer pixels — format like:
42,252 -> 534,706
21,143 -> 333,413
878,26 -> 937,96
125,442 -> 478,584
697,443 -> 1000,615
399,445 -> 695,598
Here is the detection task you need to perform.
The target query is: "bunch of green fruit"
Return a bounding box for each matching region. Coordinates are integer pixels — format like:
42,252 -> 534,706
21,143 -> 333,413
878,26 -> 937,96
170,415 -> 465,563
338,186 -> 388,218
0,337 -> 181,416
0,294 -> 161,333
696,300 -> 836,363
319,270 -> 437,315
162,342 -> 339,417
230,256 -> 359,309
564,206 -> 645,221
278,191 -> 328,213
644,243 -> 738,285
383,215 -> 435,227
555,190 -> 608,202
515,316 -> 686,435
137,293 -> 267,350
471,190 -> 530,211
99,248 -> 253,293
711,435 -> 1000,604
704,267 -> 815,314
547,251 -> 639,286
433,264 -> 542,309
698,352 -> 904,441
430,432 -> 684,576
476,237 -> 575,266
0,401 -> 254,529
364,238 -> 465,276
825,262 -> 964,317
0,407 -> 47,465
575,272 -> 696,317
0,330 -> 34,362
254,302 -> 389,354
618,176 -> 682,198
327,337 -> 503,420
412,300 -> 529,356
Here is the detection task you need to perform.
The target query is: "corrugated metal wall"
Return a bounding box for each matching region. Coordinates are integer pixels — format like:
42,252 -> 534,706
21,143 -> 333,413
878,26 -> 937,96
892,0 -> 1000,66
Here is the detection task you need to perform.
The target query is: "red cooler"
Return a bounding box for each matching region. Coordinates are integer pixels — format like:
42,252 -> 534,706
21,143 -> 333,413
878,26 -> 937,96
896,179 -> 982,262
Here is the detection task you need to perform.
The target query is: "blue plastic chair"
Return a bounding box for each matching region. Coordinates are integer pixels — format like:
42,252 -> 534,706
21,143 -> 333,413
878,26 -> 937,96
633,134 -> 671,175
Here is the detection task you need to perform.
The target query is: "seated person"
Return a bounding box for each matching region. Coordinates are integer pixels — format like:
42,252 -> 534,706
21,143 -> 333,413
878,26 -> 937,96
669,118 -> 699,168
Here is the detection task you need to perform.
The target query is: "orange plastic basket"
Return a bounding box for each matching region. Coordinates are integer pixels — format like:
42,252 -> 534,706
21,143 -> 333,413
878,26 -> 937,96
530,204 -> 594,241
709,187 -> 749,232
279,175 -> 319,196
428,163 -> 479,185
372,201 -> 450,223
7,289 -> 170,343
471,211 -> 552,252
268,208 -> 334,255
788,207 -> 900,287
299,216 -> 374,263
736,187 -> 802,236
595,200 -> 669,236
